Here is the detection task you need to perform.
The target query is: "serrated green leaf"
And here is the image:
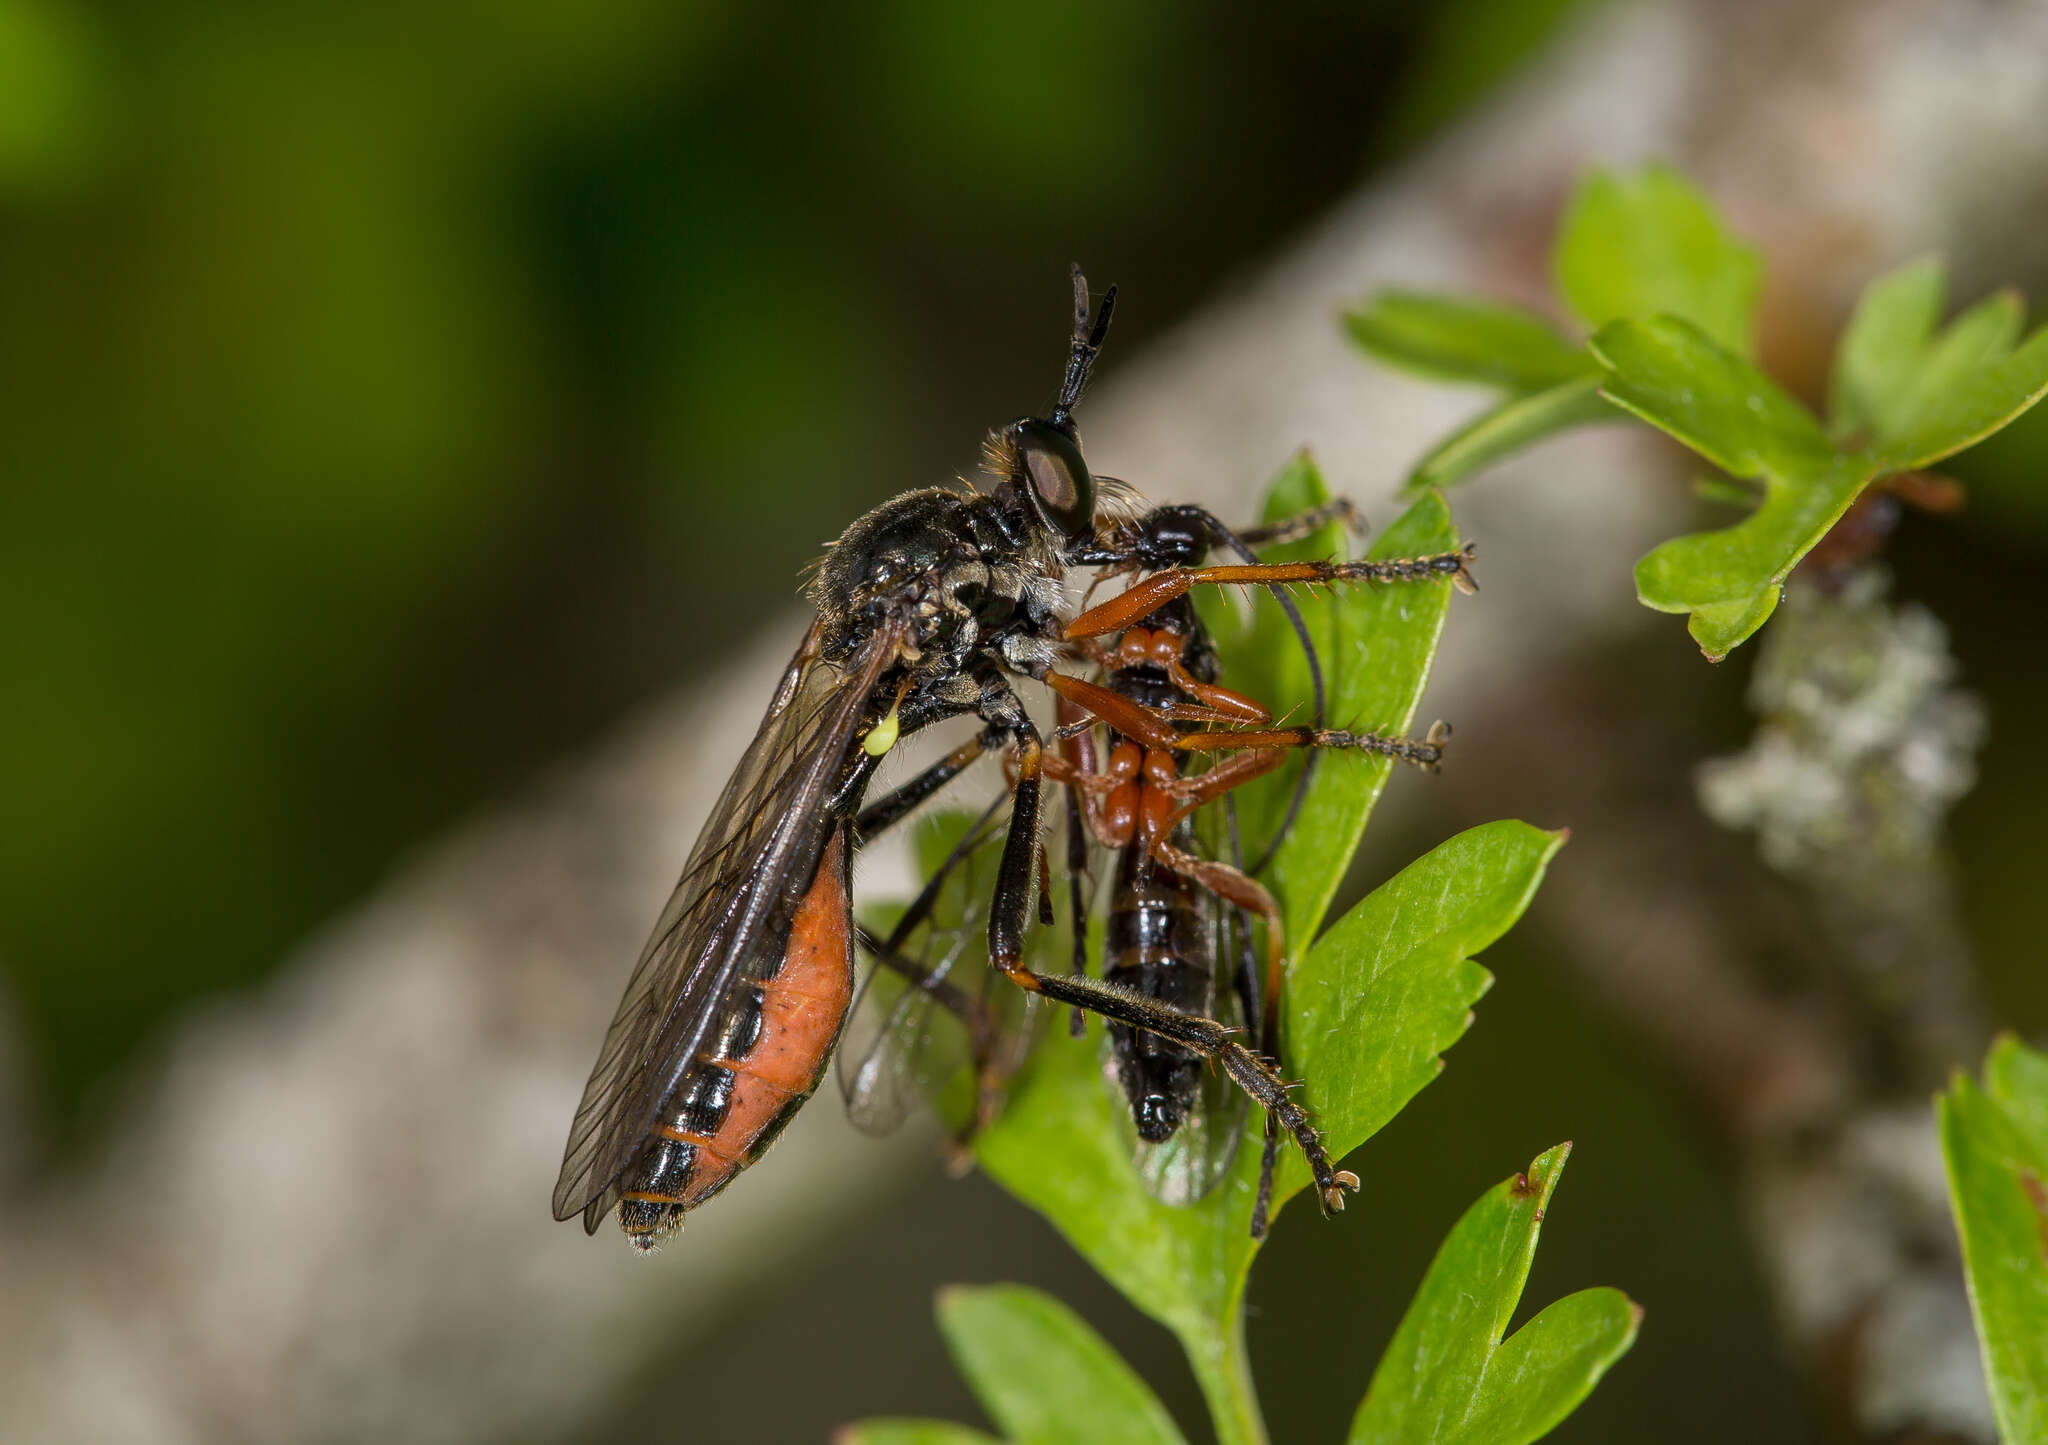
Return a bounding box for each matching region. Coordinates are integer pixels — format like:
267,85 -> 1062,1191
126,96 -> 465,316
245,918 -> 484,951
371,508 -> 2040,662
1261,490 -> 1465,954
1592,316 -> 1835,475
1350,1143 -> 1640,1445
974,821 -> 1564,1358
934,1285 -> 1188,1445
835,1421 -> 1003,1445
1287,821 -> 1566,1169
1401,374 -> 1615,493
1553,163 -> 1760,355
1594,316 -> 1864,659
1828,255 -> 1947,438
1602,281 -> 2048,658
1940,1036 -> 2048,1445
1345,292 -> 1595,392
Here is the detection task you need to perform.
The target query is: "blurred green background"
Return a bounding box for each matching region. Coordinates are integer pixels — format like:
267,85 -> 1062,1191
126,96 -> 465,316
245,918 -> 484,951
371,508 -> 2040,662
7,1 -> 2048,1440
0,0 -> 1595,1143
0,0 -> 1597,1137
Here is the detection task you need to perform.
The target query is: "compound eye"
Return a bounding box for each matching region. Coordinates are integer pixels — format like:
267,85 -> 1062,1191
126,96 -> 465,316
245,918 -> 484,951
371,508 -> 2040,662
1012,418 -> 1095,539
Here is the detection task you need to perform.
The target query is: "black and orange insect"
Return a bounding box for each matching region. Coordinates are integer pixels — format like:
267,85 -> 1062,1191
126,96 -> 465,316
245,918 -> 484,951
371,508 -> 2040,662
553,269 -> 1473,1250
1044,555 -> 1453,1232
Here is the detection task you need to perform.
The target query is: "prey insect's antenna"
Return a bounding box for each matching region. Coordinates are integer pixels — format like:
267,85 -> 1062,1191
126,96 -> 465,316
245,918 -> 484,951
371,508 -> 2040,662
1052,263 -> 1118,432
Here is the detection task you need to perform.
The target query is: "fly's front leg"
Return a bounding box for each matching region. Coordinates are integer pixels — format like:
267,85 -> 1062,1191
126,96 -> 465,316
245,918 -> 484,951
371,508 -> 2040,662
851,727 -> 1001,843
1066,546 -> 1476,639
980,680 -> 1045,980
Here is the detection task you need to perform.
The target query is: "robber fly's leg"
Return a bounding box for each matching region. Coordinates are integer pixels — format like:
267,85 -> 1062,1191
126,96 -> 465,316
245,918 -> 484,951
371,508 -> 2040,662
1065,546 -> 1476,640
852,728 -> 1001,843
858,789 -> 1023,1142
1063,786 -> 1090,1039
854,923 -> 1017,1148
1233,497 -> 1365,548
995,965 -> 1358,1215
981,682 -> 1046,981
1054,695 -> 1099,1038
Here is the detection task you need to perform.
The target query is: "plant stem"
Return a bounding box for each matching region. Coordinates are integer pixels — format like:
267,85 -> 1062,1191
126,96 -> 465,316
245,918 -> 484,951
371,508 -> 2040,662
1181,1305 -> 1268,1445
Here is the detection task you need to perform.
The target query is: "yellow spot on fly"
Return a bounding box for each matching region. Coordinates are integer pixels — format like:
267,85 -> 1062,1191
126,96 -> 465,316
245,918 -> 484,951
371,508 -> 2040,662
863,702 -> 901,757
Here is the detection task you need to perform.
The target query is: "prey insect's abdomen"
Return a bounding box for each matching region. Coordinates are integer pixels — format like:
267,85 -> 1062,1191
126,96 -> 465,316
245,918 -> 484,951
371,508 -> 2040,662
1104,843 -> 1215,1144
616,826 -> 856,1250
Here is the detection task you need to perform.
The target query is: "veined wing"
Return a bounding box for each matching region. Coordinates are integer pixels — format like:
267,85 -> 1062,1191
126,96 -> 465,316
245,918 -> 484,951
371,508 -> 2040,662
554,614 -> 906,1232
839,800 -> 1040,1140
1116,883 -> 1251,1206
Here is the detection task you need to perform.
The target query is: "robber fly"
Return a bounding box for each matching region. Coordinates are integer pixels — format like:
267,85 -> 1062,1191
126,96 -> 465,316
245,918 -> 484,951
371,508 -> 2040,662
553,268 -> 1474,1250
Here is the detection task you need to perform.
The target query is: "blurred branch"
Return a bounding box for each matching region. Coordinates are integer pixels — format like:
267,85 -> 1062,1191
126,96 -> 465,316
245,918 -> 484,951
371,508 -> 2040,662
6,0 -> 2048,1438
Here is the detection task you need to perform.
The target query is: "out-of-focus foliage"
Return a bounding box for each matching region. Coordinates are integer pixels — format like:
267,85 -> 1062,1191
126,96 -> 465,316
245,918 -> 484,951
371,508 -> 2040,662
1940,1036 -> 2048,1444
1347,165 -> 2048,659
845,471 -> 1623,1445
0,0 -> 1605,1137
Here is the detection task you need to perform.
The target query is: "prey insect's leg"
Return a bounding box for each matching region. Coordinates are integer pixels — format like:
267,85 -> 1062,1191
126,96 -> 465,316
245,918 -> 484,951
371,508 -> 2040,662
1174,720 -> 1452,772
1046,672 -> 1452,772
1150,832 -> 1286,1036
997,964 -> 1358,1214
1066,546 -> 1476,639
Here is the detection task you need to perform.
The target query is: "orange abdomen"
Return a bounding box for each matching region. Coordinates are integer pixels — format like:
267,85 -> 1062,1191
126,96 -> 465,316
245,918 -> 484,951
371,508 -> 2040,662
617,824 -> 854,1246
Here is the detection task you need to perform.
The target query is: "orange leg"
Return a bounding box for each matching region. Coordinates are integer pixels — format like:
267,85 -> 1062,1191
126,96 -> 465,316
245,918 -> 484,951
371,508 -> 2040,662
1045,672 -> 1451,771
1066,546 -> 1476,639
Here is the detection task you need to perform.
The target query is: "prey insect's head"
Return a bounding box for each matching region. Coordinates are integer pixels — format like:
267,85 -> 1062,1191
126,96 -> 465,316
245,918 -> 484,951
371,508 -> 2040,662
990,264 -> 1118,544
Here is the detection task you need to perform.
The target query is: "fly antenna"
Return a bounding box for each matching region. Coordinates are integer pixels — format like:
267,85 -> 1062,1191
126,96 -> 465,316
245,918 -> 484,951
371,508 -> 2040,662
1052,262 -> 1117,431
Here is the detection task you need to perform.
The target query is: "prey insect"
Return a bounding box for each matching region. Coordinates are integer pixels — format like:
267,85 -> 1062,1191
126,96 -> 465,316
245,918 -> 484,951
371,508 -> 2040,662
553,267 -> 1474,1250
1044,521 -> 1455,1234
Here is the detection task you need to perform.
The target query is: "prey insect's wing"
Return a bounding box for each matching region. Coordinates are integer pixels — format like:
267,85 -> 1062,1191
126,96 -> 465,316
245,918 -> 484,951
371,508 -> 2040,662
1114,864 -> 1251,1208
553,614 -> 905,1233
839,803 -> 1039,1138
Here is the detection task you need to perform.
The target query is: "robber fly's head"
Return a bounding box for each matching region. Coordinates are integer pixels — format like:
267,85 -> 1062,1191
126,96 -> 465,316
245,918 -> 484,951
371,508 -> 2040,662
1001,415 -> 1095,541
991,265 -> 1118,546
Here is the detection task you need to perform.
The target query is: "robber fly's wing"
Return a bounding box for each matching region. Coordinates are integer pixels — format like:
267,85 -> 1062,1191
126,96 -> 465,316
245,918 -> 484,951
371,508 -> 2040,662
553,615 -> 906,1232
840,805 -> 1019,1137
1123,887 -> 1250,1208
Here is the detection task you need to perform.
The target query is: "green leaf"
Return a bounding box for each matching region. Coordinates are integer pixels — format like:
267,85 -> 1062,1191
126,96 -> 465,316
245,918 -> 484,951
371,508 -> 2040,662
1593,316 -> 1836,475
973,820 -> 1564,1437
934,1285 -> 1188,1445
1940,1036 -> 2048,1445
1827,258 -> 2048,472
1828,255 -> 1947,439
1553,163 -> 1760,355
973,474 -> 1556,1445
1401,374 -> 1615,493
1604,272 -> 2048,658
1595,316 -> 1863,659
1345,292 -> 1595,392
1260,488 -> 1466,954
1287,820 -> 1567,1169
1350,1143 -> 1641,1445
835,1422 -> 1002,1445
